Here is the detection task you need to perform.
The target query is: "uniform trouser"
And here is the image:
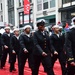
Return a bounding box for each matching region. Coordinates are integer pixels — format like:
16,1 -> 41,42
1,48 -> 10,68
52,52 -> 67,75
67,63 -> 75,75
10,53 -> 19,71
18,52 -> 34,75
0,47 -> 2,60
0,47 -> 2,68
28,53 -> 34,69
32,55 -> 54,75
0,55 -> 1,68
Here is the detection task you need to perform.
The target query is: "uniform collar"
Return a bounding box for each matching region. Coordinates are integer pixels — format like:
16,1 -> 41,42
24,32 -> 31,37
5,32 -> 10,37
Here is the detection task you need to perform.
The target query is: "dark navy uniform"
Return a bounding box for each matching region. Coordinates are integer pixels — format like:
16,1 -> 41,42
19,32 -> 34,75
10,35 -> 20,72
0,33 -> 2,68
50,33 -> 67,75
1,32 -> 13,68
32,30 -> 54,75
0,33 -> 2,60
65,28 -> 75,75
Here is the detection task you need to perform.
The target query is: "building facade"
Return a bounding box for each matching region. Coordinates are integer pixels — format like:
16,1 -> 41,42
36,0 -> 55,25
8,0 -> 19,27
17,0 -> 34,28
0,0 -> 19,27
0,0 -> 3,22
8,0 -> 15,26
36,0 -> 62,26
0,0 -> 61,29
17,0 -> 62,29
0,0 -> 8,25
59,0 -> 75,24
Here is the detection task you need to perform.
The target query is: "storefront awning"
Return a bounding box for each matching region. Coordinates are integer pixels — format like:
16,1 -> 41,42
59,5 -> 75,12
37,15 -> 55,20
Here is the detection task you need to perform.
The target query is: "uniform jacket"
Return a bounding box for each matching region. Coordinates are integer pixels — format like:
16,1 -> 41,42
19,32 -> 34,53
2,32 -> 13,47
0,33 -> 2,56
65,28 -> 75,62
33,30 -> 51,56
10,35 -> 20,54
50,33 -> 65,53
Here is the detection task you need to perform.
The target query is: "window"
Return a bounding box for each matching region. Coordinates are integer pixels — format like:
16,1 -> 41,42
19,0 -> 23,6
22,0 -> 23,6
11,0 -> 14,6
49,18 -> 55,25
37,0 -> 42,11
43,0 -> 48,9
23,0 -> 24,5
72,0 -> 75,2
63,0 -> 71,4
29,0 -> 32,3
24,15 -> 29,24
61,12 -> 67,22
50,0 -> 55,8
11,11 -> 15,25
19,11 -> 33,28
19,12 -> 23,25
1,3 -> 2,10
19,0 -> 21,6
8,0 -> 10,8
8,0 -> 14,8
8,10 -> 15,26
1,15 -> 2,21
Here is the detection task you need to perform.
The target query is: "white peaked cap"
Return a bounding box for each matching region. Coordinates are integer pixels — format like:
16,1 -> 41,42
71,17 -> 75,22
36,19 -> 46,24
52,25 -> 59,28
71,17 -> 75,25
59,26 -> 63,29
4,26 -> 10,30
23,25 -> 32,30
13,28 -> 19,32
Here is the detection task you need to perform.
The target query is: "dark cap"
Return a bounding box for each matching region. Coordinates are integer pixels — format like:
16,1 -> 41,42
73,19 -> 75,22
36,19 -> 46,27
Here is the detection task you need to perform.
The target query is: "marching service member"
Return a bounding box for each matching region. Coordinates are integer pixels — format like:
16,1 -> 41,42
19,25 -> 34,75
32,19 -> 54,75
10,28 -> 20,72
65,17 -> 75,75
0,33 -> 2,68
50,25 -> 67,75
1,26 -> 13,69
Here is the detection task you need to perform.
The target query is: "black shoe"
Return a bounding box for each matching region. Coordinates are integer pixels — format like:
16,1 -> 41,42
13,68 -> 16,71
10,69 -> 12,72
0,66 -> 3,69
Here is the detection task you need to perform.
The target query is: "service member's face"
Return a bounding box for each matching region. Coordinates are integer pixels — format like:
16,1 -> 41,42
74,22 -> 75,25
25,28 -> 31,34
54,28 -> 59,33
59,28 -> 62,32
38,25 -> 45,31
5,29 -> 10,33
14,31 -> 19,36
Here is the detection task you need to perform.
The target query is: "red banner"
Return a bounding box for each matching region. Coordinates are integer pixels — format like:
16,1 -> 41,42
24,0 -> 30,14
